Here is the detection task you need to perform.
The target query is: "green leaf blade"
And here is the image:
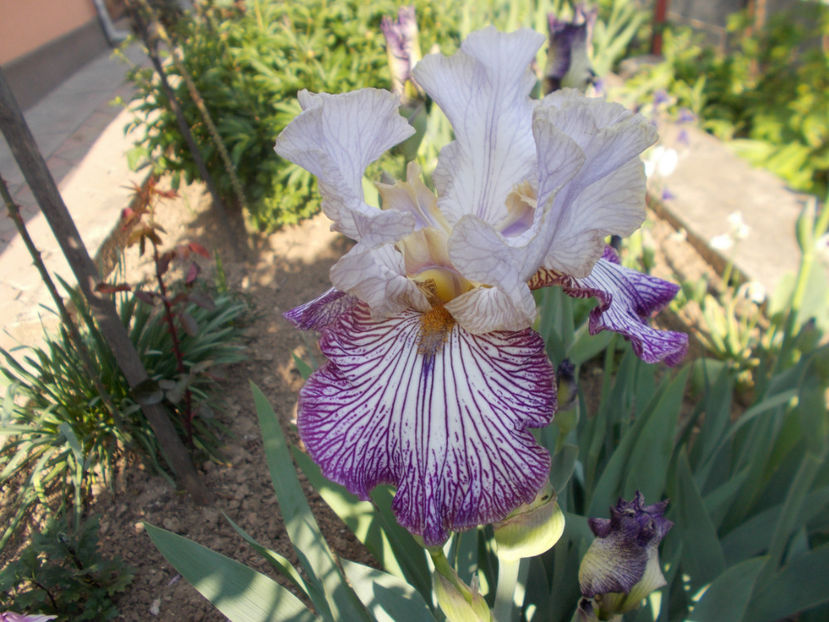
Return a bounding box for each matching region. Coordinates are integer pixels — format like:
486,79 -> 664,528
145,523 -> 316,622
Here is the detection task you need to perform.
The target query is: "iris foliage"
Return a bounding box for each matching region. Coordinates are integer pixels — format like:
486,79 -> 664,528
0,277 -> 249,551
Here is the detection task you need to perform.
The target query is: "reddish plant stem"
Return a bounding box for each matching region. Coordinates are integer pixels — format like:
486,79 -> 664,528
152,242 -> 194,445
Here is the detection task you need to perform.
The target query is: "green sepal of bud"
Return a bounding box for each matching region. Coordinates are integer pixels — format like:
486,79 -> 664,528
494,483 -> 565,561
430,549 -> 492,622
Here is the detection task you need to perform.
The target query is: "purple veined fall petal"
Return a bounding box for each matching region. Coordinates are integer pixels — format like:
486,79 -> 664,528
530,248 -> 688,365
283,288 -> 357,331
297,303 -> 556,546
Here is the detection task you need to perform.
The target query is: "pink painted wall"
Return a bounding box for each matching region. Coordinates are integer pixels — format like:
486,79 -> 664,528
0,0 -> 97,65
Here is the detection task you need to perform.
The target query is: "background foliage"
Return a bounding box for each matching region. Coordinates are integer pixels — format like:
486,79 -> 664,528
125,0 -> 461,229
618,4 -> 829,198
124,0 -> 647,230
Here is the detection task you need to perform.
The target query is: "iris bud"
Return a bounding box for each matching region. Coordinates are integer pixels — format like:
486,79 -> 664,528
430,549 -> 492,622
380,5 -> 423,104
544,5 -> 597,93
494,481 -> 565,560
578,492 -> 672,619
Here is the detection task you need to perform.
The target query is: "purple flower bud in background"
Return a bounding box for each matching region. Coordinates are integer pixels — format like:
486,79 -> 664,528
544,5 -> 597,93
677,108 -> 696,124
578,492 -> 673,618
661,187 -> 676,201
380,6 -> 423,104
653,89 -> 670,107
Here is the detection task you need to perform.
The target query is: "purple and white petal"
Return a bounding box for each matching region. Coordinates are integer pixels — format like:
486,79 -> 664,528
532,249 -> 687,365
274,89 -> 415,244
377,162 -> 448,232
298,303 -> 556,545
283,288 -> 357,331
443,118 -> 585,327
539,157 -> 648,277
446,215 -> 538,331
413,27 -> 544,227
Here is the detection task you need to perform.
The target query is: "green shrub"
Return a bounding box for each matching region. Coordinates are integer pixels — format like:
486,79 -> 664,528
124,0 -> 461,230
0,514 -> 133,620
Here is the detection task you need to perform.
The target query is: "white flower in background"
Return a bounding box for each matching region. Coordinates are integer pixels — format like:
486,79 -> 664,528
817,233 -> 829,266
710,234 -> 734,252
711,211 -> 751,253
727,211 -> 750,240
276,27 -> 687,546
737,281 -> 767,305
643,145 -> 678,179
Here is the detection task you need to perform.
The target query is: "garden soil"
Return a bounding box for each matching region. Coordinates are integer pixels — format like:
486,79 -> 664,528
3,179 -> 713,621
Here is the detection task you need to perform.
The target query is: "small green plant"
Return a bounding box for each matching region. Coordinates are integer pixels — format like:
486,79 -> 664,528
103,177 -> 247,448
0,514 -> 133,620
0,282 -> 248,548
591,0 -> 649,76
1,178 -> 249,547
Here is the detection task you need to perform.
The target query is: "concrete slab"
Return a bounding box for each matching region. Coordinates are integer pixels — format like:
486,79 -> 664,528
1,44 -> 148,353
646,120 -> 813,297
0,42 -> 145,190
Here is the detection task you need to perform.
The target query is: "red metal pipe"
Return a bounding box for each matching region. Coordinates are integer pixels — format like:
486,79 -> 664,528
652,0 -> 669,56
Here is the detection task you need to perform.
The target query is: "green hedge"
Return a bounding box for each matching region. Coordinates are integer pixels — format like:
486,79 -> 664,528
126,0 -> 461,230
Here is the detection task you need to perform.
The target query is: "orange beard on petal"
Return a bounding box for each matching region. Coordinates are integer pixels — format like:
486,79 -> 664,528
418,304 -> 456,356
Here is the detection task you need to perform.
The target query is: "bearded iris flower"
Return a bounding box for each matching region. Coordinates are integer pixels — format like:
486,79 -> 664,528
276,27 -> 687,546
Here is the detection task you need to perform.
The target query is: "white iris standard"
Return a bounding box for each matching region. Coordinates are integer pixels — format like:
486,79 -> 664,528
276,27 -> 687,546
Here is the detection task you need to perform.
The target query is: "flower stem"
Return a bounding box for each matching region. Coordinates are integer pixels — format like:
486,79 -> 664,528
493,556 -> 528,622
152,241 -> 193,445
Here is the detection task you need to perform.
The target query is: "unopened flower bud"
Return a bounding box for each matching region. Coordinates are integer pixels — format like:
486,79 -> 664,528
430,549 -> 492,622
578,492 -> 672,619
544,5 -> 597,93
494,481 -> 565,560
381,6 -> 423,104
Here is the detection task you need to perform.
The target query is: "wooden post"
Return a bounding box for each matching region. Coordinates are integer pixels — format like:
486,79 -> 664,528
0,67 -> 211,505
